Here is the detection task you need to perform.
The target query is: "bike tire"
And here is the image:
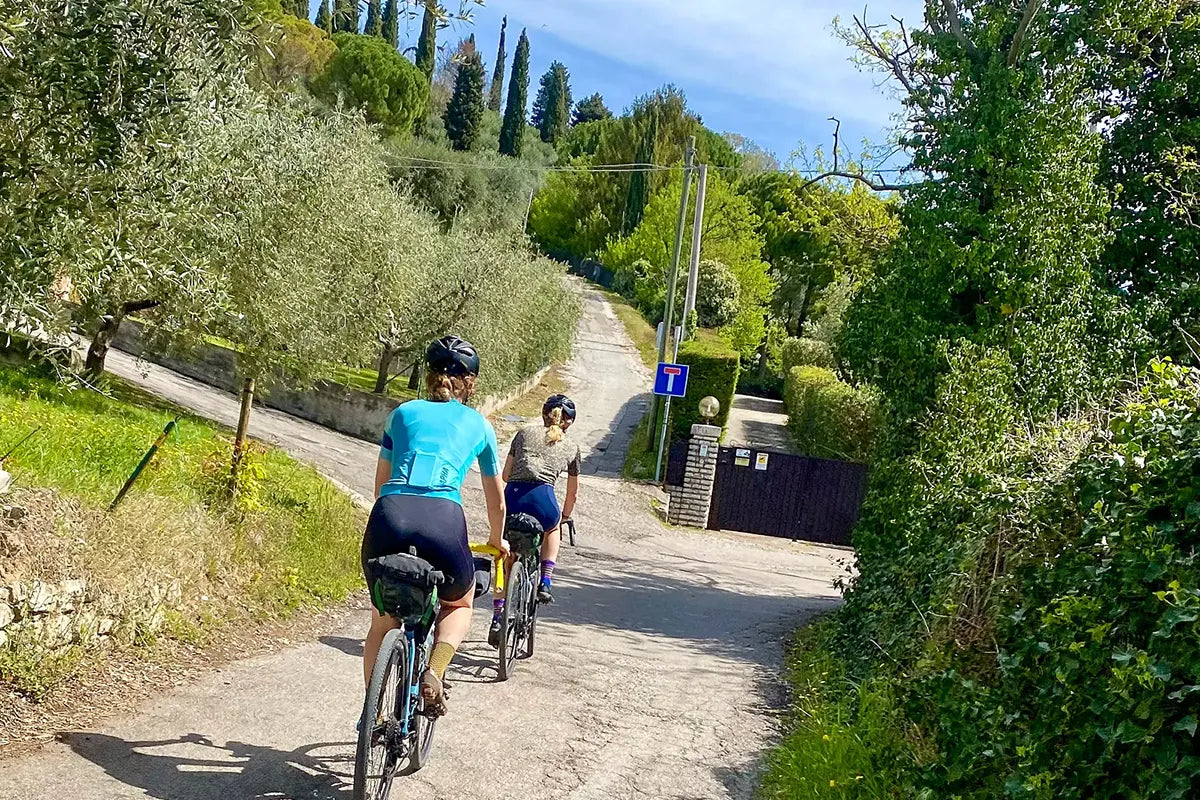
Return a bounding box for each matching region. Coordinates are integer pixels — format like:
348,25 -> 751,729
525,581 -> 538,658
400,642 -> 436,776
498,561 -> 526,682
354,627 -> 407,800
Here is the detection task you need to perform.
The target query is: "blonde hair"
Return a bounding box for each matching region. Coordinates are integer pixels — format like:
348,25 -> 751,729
425,370 -> 476,403
544,406 -> 565,444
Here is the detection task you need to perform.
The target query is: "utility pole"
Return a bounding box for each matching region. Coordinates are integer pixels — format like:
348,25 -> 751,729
650,136 -> 696,483
681,163 -> 708,341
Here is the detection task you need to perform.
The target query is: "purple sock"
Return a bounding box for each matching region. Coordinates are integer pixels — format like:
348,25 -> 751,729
540,560 -> 556,586
492,597 -> 504,620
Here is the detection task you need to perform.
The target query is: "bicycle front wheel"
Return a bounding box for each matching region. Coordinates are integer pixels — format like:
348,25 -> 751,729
498,561 -> 527,682
354,627 -> 407,800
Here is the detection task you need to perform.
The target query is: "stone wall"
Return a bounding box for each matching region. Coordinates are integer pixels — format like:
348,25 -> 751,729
667,424 -> 721,528
111,319 -> 549,442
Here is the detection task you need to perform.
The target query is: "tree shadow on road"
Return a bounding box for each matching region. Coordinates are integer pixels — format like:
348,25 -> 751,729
59,731 -> 353,799
578,391 -> 652,476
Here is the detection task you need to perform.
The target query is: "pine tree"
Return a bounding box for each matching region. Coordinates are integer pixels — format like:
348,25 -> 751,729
487,16 -> 507,113
287,0 -> 307,18
415,1 -> 437,80
572,93 -> 612,126
382,0 -> 399,48
333,0 -> 358,33
531,62 -> 571,145
365,0 -> 382,37
498,28 -> 530,157
315,0 -> 332,32
623,108 -> 659,233
444,48 -> 485,151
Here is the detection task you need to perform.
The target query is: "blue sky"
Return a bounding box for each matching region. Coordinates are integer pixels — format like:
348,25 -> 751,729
309,0 -> 926,165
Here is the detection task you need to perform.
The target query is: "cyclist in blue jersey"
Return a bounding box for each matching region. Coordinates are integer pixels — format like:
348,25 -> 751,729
361,335 -> 507,714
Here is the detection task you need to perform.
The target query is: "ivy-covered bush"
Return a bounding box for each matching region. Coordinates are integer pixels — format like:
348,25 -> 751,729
784,366 -> 879,463
670,333 -> 740,442
781,337 -> 836,372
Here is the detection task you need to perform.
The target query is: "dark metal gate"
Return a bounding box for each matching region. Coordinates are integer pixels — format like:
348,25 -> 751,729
707,447 -> 867,545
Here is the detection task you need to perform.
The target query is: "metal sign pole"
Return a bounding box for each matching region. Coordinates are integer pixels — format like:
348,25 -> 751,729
681,164 -> 708,340
654,394 -> 672,485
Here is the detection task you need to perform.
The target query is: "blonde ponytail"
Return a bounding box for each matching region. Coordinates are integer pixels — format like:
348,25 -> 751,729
545,406 -> 565,443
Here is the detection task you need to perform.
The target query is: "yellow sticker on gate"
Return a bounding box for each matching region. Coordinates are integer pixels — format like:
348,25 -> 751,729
755,453 -> 769,471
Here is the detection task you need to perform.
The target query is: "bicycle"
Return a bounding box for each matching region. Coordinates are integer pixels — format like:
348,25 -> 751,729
478,513 -> 543,681
562,517 -> 577,547
354,550 -> 445,800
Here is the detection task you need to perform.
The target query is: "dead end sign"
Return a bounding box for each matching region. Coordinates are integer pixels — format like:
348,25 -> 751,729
653,363 -> 689,398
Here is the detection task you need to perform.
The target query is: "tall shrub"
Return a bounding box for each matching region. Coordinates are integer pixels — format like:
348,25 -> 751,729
670,335 -> 740,442
312,34 -> 428,134
784,366 -> 878,463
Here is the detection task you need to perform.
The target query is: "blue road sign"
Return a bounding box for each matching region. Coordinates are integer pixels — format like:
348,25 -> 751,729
653,362 -> 689,398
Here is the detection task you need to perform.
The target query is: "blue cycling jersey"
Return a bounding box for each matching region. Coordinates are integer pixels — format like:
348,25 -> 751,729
378,399 -> 501,505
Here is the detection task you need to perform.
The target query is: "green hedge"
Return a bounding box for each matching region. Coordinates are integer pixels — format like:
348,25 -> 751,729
670,333 -> 740,442
784,366 -> 879,463
781,337 -> 836,372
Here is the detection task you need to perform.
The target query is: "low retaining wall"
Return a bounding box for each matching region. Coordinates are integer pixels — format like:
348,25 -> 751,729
110,320 -> 548,442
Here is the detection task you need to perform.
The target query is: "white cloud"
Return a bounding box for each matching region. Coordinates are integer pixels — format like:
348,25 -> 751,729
493,0 -> 924,128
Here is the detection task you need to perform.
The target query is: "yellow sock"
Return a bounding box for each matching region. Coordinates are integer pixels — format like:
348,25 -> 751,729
428,641 -> 456,680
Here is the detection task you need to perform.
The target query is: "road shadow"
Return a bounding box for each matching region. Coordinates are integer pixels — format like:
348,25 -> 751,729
732,395 -> 787,415
543,545 -> 840,669
578,391 -> 652,476
729,418 -> 796,453
60,731 -> 353,800
318,636 -> 363,658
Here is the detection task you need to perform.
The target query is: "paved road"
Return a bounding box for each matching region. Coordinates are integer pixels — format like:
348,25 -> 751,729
0,289 -> 843,799
723,395 -> 795,454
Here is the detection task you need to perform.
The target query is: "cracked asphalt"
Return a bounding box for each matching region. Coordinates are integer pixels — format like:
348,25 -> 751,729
0,285 -> 844,799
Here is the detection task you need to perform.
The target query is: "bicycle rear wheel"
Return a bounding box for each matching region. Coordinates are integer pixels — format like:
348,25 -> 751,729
498,561 -> 527,681
525,557 -> 539,658
354,627 -> 407,800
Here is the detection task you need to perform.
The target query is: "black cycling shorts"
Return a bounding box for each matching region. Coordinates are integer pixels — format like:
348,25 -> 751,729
362,494 -> 473,603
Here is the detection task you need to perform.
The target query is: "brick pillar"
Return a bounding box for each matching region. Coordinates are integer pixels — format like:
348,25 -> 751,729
667,424 -> 721,528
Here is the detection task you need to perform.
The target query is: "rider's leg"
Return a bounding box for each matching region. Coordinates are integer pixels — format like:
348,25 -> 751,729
540,525 -> 560,587
363,607 -> 401,686
428,591 -> 471,678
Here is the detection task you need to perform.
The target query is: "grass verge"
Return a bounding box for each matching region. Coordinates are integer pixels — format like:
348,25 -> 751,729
0,362 -> 366,701
760,619 -> 915,800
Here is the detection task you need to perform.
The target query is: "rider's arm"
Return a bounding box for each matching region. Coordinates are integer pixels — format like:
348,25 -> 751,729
562,472 -> 579,520
478,419 -> 509,554
502,454 -> 514,482
562,442 -> 581,519
374,458 -> 391,499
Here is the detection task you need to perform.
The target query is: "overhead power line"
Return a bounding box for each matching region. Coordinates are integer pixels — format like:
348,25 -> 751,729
386,154 -> 909,178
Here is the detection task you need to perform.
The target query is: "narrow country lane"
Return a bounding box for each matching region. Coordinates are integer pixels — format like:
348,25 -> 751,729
0,285 -> 845,799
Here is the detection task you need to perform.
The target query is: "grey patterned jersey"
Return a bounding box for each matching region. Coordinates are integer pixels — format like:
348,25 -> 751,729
506,423 -> 581,486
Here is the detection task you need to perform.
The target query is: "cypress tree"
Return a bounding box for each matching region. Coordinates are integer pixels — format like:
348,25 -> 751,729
333,0 -> 358,33
365,0 -> 382,37
315,0 -> 332,32
288,0 -> 307,18
444,49 -> 485,150
498,28 -> 530,157
487,17 -> 507,113
623,108 -> 658,233
382,0 -> 399,48
532,62 -> 571,145
415,1 -> 437,80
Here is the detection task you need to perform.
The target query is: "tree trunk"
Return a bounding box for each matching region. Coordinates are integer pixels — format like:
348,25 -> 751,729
230,378 -> 255,488
84,299 -> 160,378
407,359 -> 421,391
374,344 -> 395,394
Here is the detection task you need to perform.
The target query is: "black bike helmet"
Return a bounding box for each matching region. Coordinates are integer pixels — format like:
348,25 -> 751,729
425,335 -> 480,377
542,394 -> 577,421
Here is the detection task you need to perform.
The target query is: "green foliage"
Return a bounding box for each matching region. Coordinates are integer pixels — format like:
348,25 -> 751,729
694,260 -> 740,329
381,0 -> 398,48
572,92 -> 611,126
486,16 -> 506,112
332,0 -> 357,33
603,170 -> 772,359
781,337 -> 835,372
530,61 -> 571,145
784,366 -> 879,463
253,11 -> 338,88
315,0 -> 332,32
414,0 -> 436,79
498,28 -> 529,157
443,48 -> 485,151
670,334 -> 740,442
363,0 -> 381,37
313,33 -> 428,133
386,135 -> 545,232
